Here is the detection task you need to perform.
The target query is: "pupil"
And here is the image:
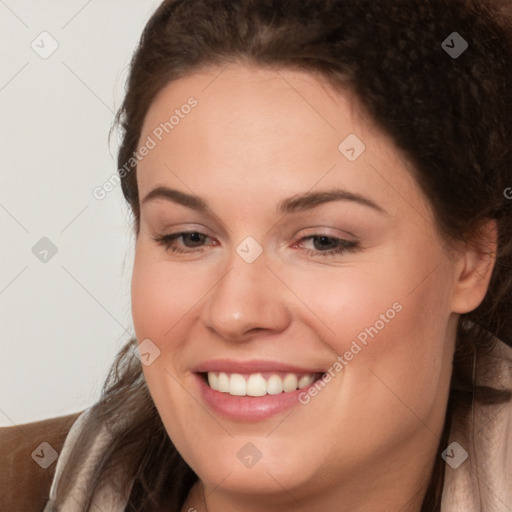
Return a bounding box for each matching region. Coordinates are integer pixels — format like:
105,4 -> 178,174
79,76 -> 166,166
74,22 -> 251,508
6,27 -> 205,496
186,233 -> 203,246
315,236 -> 335,250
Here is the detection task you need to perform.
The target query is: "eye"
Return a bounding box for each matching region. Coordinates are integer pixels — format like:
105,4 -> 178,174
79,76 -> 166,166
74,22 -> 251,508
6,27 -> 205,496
152,232 -> 359,258
293,235 -> 359,258
153,231 -> 214,254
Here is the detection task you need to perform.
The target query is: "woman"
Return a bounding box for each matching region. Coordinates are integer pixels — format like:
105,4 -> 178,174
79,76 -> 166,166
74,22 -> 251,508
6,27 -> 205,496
5,0 -> 512,510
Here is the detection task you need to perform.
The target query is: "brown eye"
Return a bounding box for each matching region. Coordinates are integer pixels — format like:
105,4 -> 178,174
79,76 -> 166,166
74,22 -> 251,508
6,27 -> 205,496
153,232 -> 213,253
294,235 -> 359,258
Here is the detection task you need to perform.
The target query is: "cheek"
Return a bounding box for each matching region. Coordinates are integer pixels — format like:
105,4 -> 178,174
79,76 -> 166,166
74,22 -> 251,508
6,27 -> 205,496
131,245 -> 197,340
277,258 -> 405,347
131,248 -> 200,445
286,244 -> 453,404
336,263 -> 455,427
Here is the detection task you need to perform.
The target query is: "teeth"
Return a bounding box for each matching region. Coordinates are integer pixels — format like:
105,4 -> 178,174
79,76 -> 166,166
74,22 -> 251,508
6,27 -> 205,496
217,372 -> 229,392
229,374 -> 246,396
206,371 -> 319,396
247,374 -> 267,396
298,374 -> 315,389
283,373 -> 298,392
207,372 -> 218,390
266,375 -> 283,395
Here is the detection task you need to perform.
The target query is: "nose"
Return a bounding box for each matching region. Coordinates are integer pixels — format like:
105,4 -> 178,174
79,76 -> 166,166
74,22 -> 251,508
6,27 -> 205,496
201,248 -> 292,342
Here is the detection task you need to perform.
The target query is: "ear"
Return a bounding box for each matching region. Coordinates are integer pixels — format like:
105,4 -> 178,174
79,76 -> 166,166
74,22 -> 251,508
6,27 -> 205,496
450,218 -> 498,314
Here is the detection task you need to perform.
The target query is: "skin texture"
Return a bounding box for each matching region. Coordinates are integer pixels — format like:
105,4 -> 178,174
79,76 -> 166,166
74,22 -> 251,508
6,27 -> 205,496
131,64 -> 496,512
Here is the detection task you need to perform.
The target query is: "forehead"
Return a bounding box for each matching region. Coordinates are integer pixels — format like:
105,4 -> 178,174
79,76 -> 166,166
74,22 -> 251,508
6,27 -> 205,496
136,64 -> 425,220
140,64 -> 364,151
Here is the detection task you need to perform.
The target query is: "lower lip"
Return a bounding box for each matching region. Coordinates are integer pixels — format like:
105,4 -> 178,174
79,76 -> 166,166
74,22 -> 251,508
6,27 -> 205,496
195,373 -> 318,421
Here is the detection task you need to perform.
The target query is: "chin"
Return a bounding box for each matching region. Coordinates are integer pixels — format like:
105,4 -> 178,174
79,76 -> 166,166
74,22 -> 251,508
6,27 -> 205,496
190,446 -> 317,495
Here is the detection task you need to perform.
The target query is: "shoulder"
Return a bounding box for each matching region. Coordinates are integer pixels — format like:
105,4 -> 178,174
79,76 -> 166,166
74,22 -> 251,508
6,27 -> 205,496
0,411 -> 84,512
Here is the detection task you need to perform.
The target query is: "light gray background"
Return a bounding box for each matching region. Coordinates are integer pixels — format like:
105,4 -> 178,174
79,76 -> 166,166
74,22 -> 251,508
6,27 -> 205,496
0,0 -> 162,426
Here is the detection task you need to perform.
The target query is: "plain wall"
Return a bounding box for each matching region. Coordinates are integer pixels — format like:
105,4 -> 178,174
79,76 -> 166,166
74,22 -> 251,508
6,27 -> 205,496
0,0 -> 162,426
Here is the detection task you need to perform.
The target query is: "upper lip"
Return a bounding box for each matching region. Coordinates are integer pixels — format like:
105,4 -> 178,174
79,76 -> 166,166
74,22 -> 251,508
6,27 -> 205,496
191,359 -> 325,374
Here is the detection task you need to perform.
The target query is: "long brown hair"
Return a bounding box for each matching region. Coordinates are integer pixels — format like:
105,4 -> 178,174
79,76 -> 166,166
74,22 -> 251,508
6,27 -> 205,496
53,1 -> 512,510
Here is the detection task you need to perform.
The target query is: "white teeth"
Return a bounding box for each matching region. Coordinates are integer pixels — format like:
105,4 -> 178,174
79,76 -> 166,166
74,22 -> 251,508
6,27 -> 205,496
298,374 -> 315,389
217,372 -> 230,392
246,374 -> 267,396
229,374 -> 246,396
207,372 -> 218,390
206,371 -> 319,396
266,375 -> 283,395
283,374 -> 298,392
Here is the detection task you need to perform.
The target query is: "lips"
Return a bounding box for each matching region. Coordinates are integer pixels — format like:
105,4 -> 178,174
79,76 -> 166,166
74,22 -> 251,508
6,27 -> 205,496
192,358 -> 326,375
192,359 -> 325,398
194,371 -> 326,421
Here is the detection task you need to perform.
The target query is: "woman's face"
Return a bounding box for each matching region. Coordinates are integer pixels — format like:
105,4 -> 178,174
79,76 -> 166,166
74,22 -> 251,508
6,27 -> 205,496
131,64 -> 478,508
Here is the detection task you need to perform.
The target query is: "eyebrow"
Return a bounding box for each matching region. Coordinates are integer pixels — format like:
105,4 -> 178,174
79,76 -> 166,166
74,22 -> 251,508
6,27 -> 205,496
141,185 -> 388,215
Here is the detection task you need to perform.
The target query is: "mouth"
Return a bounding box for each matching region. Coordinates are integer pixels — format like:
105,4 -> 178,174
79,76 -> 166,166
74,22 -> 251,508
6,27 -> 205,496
198,371 -> 326,397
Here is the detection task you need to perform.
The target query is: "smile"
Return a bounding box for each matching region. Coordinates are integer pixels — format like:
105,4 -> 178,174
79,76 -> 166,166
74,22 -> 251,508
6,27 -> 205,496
205,371 -> 325,397
192,359 -> 330,420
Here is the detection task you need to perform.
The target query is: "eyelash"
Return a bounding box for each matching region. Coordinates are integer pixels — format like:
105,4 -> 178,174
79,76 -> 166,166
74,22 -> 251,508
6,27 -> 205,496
152,232 -> 359,258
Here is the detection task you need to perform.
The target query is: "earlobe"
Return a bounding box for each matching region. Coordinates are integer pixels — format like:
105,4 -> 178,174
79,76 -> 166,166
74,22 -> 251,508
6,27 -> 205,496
451,218 -> 498,314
